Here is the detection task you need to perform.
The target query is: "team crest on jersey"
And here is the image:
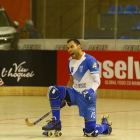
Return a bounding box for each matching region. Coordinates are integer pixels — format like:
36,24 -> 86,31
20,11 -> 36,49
92,62 -> 97,69
80,65 -> 83,72
71,67 -> 74,73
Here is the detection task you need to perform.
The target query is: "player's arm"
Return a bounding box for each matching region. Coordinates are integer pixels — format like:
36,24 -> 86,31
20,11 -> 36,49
82,74 -> 100,100
90,73 -> 100,91
66,76 -> 73,87
89,58 -> 100,91
82,57 -> 100,100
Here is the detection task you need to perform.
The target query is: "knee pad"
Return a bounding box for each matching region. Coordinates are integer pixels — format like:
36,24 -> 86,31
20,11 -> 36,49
47,85 -> 66,99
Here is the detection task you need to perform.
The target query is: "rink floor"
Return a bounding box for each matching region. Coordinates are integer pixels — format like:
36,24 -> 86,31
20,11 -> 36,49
0,96 -> 140,140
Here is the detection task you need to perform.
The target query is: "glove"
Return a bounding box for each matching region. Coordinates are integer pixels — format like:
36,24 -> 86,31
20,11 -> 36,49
82,88 -> 94,100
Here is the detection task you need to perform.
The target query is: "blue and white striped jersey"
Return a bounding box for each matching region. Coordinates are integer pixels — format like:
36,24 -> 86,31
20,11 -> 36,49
68,52 -> 99,92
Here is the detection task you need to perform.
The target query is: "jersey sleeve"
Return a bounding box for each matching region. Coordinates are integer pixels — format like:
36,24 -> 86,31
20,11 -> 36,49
68,60 -> 72,76
87,56 -> 99,74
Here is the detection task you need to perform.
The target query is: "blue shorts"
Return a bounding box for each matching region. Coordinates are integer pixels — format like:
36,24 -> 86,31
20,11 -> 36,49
66,87 -> 97,121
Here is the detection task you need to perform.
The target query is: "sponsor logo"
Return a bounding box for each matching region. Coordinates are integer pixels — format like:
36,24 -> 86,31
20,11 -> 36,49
93,62 -> 97,69
55,45 -> 67,50
89,45 -> 108,50
80,65 -> 83,72
74,83 -> 86,88
0,78 -> 4,85
1,61 -> 35,82
98,56 -> 140,79
123,45 -> 140,51
23,44 -> 41,50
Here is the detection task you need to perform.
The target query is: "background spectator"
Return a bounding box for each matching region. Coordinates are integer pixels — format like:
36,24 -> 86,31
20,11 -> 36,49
18,19 -> 41,39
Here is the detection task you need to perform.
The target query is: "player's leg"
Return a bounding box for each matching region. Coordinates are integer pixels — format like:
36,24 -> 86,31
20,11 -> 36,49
83,104 -> 112,136
72,90 -> 98,137
61,88 -> 71,107
87,115 -> 112,136
42,85 -> 72,130
42,85 -> 67,131
83,113 -> 112,137
76,91 -> 111,137
83,118 -> 110,137
83,117 -> 110,137
83,118 -> 98,137
83,108 -> 105,137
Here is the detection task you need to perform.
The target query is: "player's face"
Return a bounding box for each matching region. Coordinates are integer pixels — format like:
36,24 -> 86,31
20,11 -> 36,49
67,41 -> 80,59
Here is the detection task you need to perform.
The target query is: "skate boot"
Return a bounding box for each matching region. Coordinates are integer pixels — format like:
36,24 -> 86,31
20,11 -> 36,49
42,116 -> 62,137
101,115 -> 112,135
83,128 -> 99,137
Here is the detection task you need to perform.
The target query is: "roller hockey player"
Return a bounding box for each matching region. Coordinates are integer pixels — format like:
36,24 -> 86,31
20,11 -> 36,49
42,39 -> 112,137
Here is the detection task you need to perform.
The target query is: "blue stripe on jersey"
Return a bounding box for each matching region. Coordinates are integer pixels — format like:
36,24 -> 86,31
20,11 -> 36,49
68,53 -> 99,81
85,54 -> 99,74
68,59 -> 72,76
91,71 -> 99,74
73,60 -> 88,82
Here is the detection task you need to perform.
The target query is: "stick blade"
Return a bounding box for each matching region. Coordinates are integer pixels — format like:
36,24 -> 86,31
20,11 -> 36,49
25,118 -> 34,126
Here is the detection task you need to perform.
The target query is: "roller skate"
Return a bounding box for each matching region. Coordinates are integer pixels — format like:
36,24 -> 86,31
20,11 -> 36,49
42,116 -> 62,137
83,128 -> 99,137
101,115 -> 112,135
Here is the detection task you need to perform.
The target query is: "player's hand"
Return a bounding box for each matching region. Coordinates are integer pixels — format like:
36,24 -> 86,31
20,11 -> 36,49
82,88 -> 94,100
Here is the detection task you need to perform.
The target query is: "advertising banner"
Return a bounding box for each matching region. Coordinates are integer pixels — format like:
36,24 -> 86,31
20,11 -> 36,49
18,39 -> 68,50
57,50 -> 140,90
0,50 -> 56,86
18,39 -> 140,51
1,50 -> 139,90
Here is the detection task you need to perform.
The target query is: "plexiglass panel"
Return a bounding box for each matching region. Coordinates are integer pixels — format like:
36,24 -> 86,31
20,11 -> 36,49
32,0 -> 84,39
1,0 -> 140,50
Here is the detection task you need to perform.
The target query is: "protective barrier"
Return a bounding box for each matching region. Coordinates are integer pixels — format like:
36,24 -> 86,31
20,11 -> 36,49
18,39 -> 140,51
0,50 -> 139,99
57,50 -> 140,90
0,50 -> 56,86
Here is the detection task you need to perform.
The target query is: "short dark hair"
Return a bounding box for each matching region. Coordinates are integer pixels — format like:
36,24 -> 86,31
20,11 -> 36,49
67,38 -> 81,46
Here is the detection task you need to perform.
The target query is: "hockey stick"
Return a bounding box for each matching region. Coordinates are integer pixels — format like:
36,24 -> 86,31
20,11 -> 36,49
25,110 -> 52,126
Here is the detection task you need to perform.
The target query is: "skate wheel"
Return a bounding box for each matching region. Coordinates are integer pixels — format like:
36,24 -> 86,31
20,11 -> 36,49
109,121 -> 112,126
58,132 -> 62,136
101,115 -> 104,120
43,131 -> 53,137
48,131 -> 53,137
106,115 -> 109,119
54,131 -> 62,137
